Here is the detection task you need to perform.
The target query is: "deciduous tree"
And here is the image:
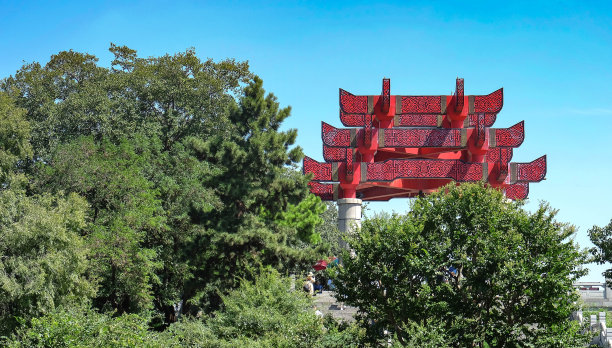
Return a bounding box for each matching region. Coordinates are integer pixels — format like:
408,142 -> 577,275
0,93 -> 31,186
0,189 -> 94,334
333,183 -> 589,347
589,219 -> 612,284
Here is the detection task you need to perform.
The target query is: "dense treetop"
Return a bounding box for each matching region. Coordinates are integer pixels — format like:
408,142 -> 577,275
332,183 -> 589,347
0,45 -> 327,332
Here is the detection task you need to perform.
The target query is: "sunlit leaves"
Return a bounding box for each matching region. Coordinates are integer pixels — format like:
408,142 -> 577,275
334,183 -> 589,346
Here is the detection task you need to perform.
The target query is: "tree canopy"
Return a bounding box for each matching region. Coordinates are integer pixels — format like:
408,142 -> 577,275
589,219 -> 612,284
0,93 -> 31,186
332,183 -> 589,347
0,45 -> 326,328
0,189 -> 93,334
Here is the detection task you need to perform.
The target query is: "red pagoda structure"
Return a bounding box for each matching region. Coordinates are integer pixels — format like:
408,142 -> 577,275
303,78 -> 546,203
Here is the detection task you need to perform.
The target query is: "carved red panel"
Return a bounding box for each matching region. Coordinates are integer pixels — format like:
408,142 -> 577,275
394,160 -> 455,179
505,182 -> 529,200
307,78 -> 542,201
383,128 -> 462,148
495,121 -> 524,147
474,88 -> 503,113
516,155 -> 547,182
365,161 -> 390,181
382,78 -> 390,113
475,112 -> 485,147
366,159 -> 482,182
303,157 -> 332,181
364,115 -> 373,147
455,78 -> 464,113
308,182 -> 334,201
456,161 -> 483,181
323,145 -> 347,162
345,148 -> 353,179
485,149 -> 511,183
339,110 -> 365,127
340,89 -> 368,114
467,113 -> 496,127
486,148 -> 513,166
396,114 -> 439,127
401,96 -> 442,114
322,122 -> 352,147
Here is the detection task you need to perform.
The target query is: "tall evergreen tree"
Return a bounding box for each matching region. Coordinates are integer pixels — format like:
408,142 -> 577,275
183,77 -> 324,311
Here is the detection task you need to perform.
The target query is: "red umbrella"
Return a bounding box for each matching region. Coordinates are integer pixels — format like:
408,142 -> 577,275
313,259 -> 328,271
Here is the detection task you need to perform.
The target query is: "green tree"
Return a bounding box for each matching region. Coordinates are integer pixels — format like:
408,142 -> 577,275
274,193 -> 326,244
316,202 -> 343,256
194,76 -> 309,231
1,46 -> 251,160
332,183 -> 589,347
588,219 -> 612,284
204,268 -> 322,347
35,136 -> 164,314
0,189 -> 94,334
181,77 -> 324,311
0,93 -> 32,186
2,46 -> 324,324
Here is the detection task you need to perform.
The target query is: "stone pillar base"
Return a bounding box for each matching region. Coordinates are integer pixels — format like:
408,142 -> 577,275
337,198 -> 362,249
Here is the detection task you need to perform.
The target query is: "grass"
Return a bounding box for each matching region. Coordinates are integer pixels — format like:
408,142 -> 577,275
583,308 -> 612,328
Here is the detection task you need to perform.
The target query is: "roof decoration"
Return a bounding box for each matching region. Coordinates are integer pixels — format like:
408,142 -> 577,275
304,78 -> 546,201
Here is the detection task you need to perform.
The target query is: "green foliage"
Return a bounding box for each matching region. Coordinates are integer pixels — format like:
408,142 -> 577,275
4,271 -> 364,347
35,136 -> 164,314
181,77 -> 324,311
0,189 -> 94,334
1,46 -> 251,159
332,183 -> 589,346
183,213 -> 324,312
206,268 -> 321,347
318,315 -> 366,348
589,219 -> 612,285
1,46 -> 324,326
274,193 -> 326,244
0,93 -> 31,186
195,76 -> 308,231
3,306 -> 161,347
317,202 -> 343,256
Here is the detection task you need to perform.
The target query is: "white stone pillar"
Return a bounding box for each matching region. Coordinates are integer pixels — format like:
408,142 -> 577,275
337,198 -> 362,249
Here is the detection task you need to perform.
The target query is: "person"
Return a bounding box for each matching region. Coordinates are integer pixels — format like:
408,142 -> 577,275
327,278 -> 335,290
313,280 -> 323,294
303,273 -> 314,296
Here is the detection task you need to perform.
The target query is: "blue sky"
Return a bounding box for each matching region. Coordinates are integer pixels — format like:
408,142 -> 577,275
1,1 -> 611,280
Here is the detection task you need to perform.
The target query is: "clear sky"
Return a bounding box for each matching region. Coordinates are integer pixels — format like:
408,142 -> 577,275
1,1 -> 611,281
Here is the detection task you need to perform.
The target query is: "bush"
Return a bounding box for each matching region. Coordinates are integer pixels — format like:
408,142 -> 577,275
4,269 -> 365,347
3,306 -> 159,347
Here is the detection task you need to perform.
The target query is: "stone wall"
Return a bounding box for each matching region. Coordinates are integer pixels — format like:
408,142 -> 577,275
576,281 -> 612,308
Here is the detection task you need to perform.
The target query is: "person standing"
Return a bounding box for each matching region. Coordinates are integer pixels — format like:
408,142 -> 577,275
303,273 -> 315,296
